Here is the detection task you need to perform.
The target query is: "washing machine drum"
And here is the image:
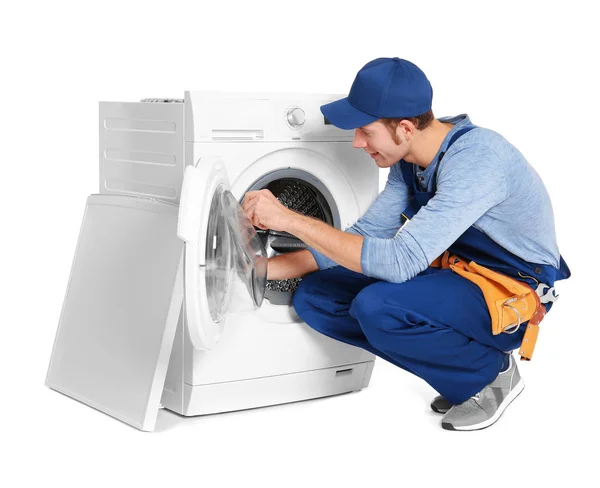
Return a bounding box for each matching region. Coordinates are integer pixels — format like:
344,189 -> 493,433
268,179 -> 329,222
254,178 -> 334,301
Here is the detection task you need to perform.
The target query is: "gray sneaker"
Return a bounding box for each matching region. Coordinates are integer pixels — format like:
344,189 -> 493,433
430,395 -> 453,414
441,354 -> 524,431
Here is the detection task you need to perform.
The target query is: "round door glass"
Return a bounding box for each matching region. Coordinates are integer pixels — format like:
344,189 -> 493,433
205,186 -> 268,323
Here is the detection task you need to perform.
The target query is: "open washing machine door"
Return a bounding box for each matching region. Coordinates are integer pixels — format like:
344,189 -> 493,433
178,157 -> 268,350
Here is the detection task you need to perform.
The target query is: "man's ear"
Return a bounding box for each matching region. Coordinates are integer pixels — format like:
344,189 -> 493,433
396,120 -> 416,141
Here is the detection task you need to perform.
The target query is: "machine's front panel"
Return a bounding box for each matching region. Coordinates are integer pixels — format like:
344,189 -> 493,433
184,142 -> 378,386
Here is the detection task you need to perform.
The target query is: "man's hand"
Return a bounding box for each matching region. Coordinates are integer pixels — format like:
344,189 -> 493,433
242,189 -> 364,274
242,189 -> 296,232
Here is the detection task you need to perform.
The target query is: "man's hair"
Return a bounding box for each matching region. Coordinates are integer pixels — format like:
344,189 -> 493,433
380,109 -> 435,144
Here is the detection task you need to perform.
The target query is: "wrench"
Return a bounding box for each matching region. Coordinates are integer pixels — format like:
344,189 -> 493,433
536,282 -> 559,304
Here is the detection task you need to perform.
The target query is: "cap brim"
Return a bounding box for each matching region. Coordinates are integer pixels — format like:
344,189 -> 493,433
320,98 -> 378,130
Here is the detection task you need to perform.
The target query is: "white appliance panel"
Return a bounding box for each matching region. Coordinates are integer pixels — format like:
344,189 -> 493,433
46,195 -> 184,431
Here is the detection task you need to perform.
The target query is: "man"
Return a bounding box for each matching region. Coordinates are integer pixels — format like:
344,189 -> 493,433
242,57 -> 570,431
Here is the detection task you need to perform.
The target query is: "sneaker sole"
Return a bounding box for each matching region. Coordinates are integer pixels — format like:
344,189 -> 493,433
441,379 -> 525,431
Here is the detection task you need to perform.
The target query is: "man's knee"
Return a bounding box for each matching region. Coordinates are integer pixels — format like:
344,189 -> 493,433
292,271 -> 327,315
293,267 -> 369,318
350,284 -> 382,321
349,282 -> 413,346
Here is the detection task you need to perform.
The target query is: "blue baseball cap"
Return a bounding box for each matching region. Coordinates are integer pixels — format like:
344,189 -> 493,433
321,57 -> 433,130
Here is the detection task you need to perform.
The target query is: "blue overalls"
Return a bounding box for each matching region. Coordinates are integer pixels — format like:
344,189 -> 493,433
293,127 -> 571,405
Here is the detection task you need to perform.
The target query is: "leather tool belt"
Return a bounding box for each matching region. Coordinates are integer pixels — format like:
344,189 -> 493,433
431,251 -> 545,361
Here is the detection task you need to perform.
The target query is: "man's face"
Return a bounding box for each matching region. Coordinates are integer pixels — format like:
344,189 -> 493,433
352,120 -> 409,168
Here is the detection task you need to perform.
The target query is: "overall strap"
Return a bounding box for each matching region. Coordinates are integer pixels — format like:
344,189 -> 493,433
400,125 -> 476,187
432,126 -> 475,191
446,126 -> 475,151
400,158 -> 415,186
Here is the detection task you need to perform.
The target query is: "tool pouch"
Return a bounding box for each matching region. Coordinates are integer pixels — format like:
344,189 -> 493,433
431,251 -> 545,361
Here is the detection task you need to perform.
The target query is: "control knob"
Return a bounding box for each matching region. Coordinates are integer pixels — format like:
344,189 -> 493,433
285,107 -> 306,129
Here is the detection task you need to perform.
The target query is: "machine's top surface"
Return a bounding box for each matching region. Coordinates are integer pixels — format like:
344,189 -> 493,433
184,90 -> 345,100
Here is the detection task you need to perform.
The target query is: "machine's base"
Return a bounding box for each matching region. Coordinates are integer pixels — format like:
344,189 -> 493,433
164,360 -> 375,416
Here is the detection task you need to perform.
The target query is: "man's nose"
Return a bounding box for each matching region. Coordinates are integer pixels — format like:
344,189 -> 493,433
352,130 -> 366,148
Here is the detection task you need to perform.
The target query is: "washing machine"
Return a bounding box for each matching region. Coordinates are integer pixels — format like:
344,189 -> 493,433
46,91 -> 379,431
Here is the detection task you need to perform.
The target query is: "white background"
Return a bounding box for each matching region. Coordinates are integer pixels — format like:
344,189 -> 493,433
2,0 -> 598,486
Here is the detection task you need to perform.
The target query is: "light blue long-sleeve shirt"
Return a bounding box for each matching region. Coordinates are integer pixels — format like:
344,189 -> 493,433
307,114 -> 561,283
